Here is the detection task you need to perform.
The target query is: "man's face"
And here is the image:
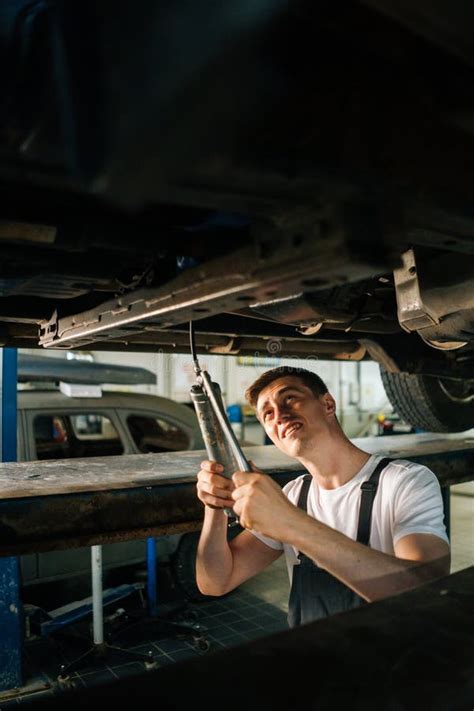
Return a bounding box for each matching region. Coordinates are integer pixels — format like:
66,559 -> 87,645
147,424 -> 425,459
255,375 -> 333,457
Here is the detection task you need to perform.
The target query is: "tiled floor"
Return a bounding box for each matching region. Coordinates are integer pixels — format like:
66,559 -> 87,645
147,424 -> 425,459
1,487 -> 472,707
0,563 -> 289,707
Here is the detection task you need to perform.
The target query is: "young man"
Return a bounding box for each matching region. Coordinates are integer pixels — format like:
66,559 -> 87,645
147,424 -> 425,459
195,367 -> 450,626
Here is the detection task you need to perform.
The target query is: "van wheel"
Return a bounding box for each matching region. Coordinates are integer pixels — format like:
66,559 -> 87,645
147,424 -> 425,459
170,526 -> 242,601
380,368 -> 474,432
170,531 -> 210,602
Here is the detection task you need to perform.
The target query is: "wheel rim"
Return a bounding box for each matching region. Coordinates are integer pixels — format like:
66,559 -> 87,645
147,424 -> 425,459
438,379 -> 474,404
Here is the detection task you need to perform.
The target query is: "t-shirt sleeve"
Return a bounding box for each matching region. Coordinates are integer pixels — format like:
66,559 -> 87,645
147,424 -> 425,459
392,463 -> 449,546
249,529 -> 283,551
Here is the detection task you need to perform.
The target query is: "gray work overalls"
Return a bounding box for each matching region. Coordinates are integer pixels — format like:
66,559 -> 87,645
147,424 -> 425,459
287,457 -> 392,627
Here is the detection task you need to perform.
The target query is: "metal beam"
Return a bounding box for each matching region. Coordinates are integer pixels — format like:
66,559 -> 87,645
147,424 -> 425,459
38,224 -> 386,349
0,434 -> 472,556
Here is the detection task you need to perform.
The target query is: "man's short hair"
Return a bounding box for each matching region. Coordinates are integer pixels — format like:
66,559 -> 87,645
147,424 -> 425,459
245,366 -> 328,409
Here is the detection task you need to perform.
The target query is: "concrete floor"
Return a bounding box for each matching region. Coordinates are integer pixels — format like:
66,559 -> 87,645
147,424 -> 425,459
450,482 -> 474,573
238,553 -> 289,612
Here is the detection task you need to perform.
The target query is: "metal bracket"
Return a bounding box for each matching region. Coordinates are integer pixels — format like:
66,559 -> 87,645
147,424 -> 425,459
393,249 -> 440,333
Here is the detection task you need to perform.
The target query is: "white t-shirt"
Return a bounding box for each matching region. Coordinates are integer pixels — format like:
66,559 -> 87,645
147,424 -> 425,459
251,455 -> 449,582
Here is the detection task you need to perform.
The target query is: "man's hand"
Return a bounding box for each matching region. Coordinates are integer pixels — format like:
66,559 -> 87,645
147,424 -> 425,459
196,460 -> 235,510
232,465 -> 301,538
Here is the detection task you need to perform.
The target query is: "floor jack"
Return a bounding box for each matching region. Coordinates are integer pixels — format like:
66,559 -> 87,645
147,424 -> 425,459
26,541 -> 209,688
53,545 -> 158,686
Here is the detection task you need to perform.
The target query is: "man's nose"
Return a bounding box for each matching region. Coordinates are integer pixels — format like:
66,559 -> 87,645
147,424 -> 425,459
275,406 -> 291,424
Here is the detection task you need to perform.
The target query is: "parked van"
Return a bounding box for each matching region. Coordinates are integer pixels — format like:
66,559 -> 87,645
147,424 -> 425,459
15,355 -> 204,599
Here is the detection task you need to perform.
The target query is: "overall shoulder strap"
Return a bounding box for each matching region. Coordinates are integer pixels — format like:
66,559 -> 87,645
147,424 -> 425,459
296,474 -> 312,511
356,457 -> 393,546
295,475 -> 312,561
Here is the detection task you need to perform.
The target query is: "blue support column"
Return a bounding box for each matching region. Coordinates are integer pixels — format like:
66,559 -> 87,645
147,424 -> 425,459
0,348 -> 22,691
146,537 -> 157,618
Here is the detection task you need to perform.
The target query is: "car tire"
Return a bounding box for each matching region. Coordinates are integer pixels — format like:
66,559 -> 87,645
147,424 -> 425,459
170,531 -> 209,602
170,525 -> 243,602
380,368 -> 474,433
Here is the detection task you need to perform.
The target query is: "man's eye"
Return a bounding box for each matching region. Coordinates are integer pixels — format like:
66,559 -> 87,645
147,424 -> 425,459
263,411 -> 272,421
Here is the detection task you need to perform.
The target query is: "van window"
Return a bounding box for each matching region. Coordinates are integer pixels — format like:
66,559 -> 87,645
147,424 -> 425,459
127,415 -> 190,453
33,413 -> 124,460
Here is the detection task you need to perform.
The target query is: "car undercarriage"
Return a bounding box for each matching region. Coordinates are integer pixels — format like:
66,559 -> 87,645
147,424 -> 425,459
0,0 -> 473,430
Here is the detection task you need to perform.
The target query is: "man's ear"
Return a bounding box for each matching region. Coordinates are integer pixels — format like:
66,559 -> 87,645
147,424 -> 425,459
323,393 -> 336,416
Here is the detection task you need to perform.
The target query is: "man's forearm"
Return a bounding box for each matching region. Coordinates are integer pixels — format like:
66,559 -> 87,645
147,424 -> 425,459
285,509 -> 448,601
196,508 -> 233,596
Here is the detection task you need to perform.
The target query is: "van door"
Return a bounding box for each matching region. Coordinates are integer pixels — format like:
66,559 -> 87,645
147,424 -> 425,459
21,408 -> 138,584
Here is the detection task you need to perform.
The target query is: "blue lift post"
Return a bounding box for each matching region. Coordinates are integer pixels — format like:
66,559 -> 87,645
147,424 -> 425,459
0,348 -> 22,692
146,537 -> 158,618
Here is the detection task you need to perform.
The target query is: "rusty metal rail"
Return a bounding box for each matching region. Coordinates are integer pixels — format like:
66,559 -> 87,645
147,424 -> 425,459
0,433 -> 472,555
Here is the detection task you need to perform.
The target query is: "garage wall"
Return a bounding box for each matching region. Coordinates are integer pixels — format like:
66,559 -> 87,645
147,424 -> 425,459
220,356 -> 389,440
20,349 -> 391,439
